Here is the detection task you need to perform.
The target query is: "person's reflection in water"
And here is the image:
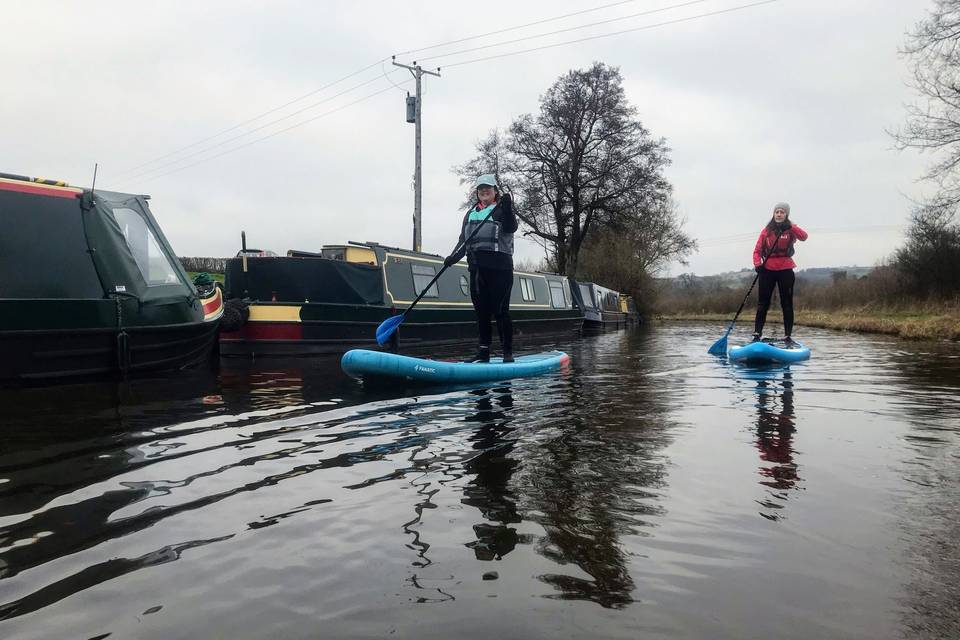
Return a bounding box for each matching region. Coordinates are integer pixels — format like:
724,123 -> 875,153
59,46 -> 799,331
754,369 -> 801,521
460,385 -> 523,561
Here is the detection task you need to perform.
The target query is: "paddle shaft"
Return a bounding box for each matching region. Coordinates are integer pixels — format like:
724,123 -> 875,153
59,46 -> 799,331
399,204 -> 499,317
722,228 -> 786,336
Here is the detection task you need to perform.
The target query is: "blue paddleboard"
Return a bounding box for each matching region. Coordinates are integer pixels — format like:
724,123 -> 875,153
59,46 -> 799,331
728,339 -> 810,364
341,349 -> 570,384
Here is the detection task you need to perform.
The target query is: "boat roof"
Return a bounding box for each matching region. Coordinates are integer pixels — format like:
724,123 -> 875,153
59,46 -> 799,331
0,171 -> 147,202
0,173 -> 82,199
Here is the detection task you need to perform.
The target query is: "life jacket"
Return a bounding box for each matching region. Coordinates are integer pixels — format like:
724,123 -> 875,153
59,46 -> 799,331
763,228 -> 796,259
464,202 -> 514,256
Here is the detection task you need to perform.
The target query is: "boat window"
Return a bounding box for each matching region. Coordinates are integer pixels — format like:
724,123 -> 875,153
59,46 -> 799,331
112,208 -> 181,286
411,263 -> 439,298
578,283 -> 595,308
459,275 -> 469,296
520,277 -> 536,301
548,280 -> 566,308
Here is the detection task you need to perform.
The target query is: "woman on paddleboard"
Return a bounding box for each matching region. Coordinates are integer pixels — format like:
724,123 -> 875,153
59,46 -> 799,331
751,203 -> 808,346
444,174 -> 518,363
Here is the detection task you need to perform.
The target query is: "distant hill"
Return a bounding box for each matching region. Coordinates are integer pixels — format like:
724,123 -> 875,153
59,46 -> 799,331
661,266 -> 874,288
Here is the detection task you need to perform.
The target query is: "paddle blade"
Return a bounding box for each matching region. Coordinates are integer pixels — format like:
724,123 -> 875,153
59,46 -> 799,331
707,334 -> 728,356
375,314 -> 405,345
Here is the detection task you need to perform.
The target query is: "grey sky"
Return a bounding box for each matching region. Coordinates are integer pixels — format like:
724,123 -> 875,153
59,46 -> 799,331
3,0 -> 931,276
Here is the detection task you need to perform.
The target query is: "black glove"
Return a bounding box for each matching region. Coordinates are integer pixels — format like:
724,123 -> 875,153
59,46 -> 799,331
499,192 -> 512,209
443,254 -> 458,268
755,265 -> 762,273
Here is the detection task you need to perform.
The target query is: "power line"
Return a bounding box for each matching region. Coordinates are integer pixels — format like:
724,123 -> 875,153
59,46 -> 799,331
112,57 -> 389,178
440,0 -> 780,69
416,0 -> 714,65
697,225 -> 905,249
117,1 -> 652,179
119,0 -> 781,184
121,70 -> 405,182
128,79 -> 414,185
394,0 -> 641,57
381,59 -> 410,93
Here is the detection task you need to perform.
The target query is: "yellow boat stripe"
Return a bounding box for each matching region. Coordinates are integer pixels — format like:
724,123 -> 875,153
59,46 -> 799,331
248,305 -> 302,322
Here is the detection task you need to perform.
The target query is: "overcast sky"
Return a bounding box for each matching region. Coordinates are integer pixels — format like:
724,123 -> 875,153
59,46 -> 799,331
3,0 -> 933,275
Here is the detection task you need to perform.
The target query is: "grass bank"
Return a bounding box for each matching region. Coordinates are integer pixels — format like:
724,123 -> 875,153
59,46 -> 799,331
658,304 -> 960,341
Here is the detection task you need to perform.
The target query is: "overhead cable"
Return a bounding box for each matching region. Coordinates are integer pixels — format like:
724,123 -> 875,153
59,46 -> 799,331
113,58 -> 389,178
129,79 -> 413,185
394,0 -> 641,57
416,0 -> 714,64
122,70 -> 405,182
439,0 -> 780,69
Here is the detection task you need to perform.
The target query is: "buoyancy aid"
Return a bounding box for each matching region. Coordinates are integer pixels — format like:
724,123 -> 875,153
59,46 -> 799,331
464,203 -> 514,256
762,228 -> 796,259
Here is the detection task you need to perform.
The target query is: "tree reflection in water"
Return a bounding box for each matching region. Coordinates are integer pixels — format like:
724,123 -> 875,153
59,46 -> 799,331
455,332 -> 675,610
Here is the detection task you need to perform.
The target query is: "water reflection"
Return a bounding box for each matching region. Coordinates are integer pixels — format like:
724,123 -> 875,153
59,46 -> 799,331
753,369 -> 800,521
1,325 -> 958,639
462,386 -> 522,562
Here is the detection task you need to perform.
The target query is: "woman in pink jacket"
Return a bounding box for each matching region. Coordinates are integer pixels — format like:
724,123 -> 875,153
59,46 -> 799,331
751,203 -> 808,345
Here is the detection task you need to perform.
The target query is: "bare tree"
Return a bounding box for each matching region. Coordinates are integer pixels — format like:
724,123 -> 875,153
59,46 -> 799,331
894,0 -> 960,209
451,128 -> 517,208
455,62 -> 678,276
890,1 -> 960,297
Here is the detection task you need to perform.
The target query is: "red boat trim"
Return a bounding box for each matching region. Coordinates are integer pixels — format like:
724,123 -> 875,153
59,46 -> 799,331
220,323 -> 304,341
0,179 -> 81,199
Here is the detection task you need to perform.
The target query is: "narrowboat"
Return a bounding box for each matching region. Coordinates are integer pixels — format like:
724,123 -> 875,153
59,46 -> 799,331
570,281 -> 631,330
0,172 -> 224,383
219,241 -> 583,356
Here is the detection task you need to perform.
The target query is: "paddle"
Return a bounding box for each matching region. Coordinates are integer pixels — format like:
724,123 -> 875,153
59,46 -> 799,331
375,203 -> 499,346
707,228 -> 786,355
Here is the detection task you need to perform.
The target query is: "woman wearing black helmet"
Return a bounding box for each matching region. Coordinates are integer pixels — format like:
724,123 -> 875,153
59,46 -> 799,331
444,174 -> 518,363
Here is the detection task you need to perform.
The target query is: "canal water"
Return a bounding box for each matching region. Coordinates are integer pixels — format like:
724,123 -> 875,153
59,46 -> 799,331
1,323 -> 958,639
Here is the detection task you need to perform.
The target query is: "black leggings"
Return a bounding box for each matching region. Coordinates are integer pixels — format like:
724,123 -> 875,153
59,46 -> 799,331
470,267 -> 513,352
754,268 -> 796,337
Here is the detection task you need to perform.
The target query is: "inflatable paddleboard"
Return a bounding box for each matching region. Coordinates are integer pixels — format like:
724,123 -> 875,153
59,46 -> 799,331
728,339 -> 810,364
341,349 -> 570,384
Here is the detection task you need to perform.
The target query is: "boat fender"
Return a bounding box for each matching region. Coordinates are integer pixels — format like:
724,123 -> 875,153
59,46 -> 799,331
220,298 -> 250,332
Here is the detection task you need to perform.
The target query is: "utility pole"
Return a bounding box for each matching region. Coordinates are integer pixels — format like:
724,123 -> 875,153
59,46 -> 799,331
392,57 -> 440,253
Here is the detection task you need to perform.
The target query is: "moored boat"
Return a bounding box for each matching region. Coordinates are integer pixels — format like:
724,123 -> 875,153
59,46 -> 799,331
0,172 -> 224,383
570,280 -> 631,330
219,241 -> 584,357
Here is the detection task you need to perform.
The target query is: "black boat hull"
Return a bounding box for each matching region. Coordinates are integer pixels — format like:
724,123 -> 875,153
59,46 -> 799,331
1,320 -> 221,383
220,303 -> 583,357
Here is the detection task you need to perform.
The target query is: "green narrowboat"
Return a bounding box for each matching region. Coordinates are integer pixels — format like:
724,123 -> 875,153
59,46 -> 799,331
219,241 -> 583,356
0,172 -> 224,383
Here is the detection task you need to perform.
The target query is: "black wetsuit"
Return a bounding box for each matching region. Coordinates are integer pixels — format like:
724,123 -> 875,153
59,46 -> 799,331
754,268 -> 796,337
447,195 -> 518,352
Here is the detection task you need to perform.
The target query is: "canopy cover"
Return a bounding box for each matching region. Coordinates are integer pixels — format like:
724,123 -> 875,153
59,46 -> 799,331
0,179 -> 202,329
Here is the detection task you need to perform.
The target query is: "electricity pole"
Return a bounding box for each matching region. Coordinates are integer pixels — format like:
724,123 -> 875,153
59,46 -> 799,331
393,57 -> 440,253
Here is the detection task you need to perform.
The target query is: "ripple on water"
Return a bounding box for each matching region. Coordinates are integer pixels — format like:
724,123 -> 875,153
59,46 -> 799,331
0,325 -> 958,639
